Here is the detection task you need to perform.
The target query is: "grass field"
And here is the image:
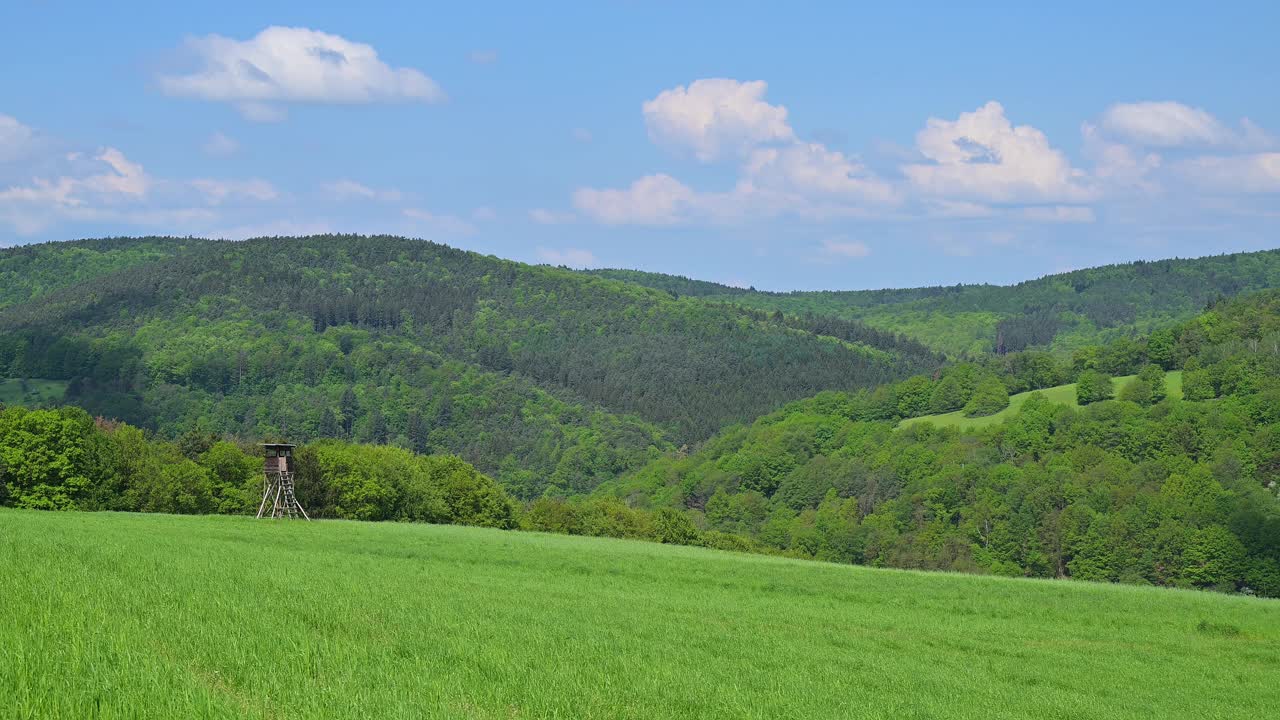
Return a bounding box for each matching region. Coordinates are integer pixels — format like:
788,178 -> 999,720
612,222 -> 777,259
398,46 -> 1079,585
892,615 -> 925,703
899,371 -> 1184,431
0,378 -> 67,407
3,510 -> 1277,719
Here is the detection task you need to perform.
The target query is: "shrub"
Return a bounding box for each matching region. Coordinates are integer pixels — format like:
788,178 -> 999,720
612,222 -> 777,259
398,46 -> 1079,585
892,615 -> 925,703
964,377 -> 1010,417
1076,369 -> 1114,405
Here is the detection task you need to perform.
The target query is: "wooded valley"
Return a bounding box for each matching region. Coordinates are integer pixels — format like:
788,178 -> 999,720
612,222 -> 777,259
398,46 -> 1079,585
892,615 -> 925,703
2,236 -> 1279,597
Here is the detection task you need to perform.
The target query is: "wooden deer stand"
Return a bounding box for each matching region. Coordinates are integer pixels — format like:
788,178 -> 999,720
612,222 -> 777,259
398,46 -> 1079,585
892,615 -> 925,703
257,443 -> 310,520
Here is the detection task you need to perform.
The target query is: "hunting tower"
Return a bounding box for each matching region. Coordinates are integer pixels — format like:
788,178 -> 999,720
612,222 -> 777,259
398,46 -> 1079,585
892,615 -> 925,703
257,443 -> 310,520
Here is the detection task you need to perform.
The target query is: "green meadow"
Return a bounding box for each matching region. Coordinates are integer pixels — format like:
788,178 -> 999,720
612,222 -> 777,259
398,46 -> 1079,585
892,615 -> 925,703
3,509 -> 1277,719
0,378 -> 67,407
899,371 -> 1183,431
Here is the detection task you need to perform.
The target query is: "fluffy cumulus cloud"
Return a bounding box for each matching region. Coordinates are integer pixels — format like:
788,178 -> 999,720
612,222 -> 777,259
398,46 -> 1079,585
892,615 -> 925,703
903,101 -> 1095,204
571,84 -> 1114,229
571,87 -> 1280,253
643,79 -> 795,162
159,26 -> 444,121
569,86 -> 1280,237
575,79 -> 897,226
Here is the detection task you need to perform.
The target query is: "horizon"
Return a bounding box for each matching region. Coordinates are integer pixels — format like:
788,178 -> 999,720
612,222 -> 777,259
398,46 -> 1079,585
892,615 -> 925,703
18,232 -> 1280,294
2,2 -> 1279,290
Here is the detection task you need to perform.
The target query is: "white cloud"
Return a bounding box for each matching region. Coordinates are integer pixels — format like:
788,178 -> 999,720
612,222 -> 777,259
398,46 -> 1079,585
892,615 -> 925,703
0,114 -> 35,163
323,179 -> 402,202
643,79 -> 795,162
0,139 -> 283,236
741,142 -> 897,206
202,131 -> 239,156
573,174 -> 695,225
1084,104 -> 1280,199
904,101 -> 1094,204
528,208 -> 575,224
402,207 -> 477,237
0,147 -> 150,210
1082,122 -> 1164,195
570,85 -> 1280,234
468,50 -> 498,65
576,79 -> 899,226
159,26 -> 444,121
536,247 -> 598,268
0,152 -> 215,234
1098,101 -> 1273,149
820,238 -> 871,258
190,178 -> 278,205
83,148 -> 151,197
472,206 -> 497,221
1175,153 -> 1280,194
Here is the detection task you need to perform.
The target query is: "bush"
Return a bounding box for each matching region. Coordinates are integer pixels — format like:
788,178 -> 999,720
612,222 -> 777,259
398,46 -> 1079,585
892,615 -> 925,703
652,507 -> 701,545
522,497 -> 583,534
1076,369 -> 1114,405
700,530 -> 755,553
1118,378 -> 1153,405
964,377 -> 1010,417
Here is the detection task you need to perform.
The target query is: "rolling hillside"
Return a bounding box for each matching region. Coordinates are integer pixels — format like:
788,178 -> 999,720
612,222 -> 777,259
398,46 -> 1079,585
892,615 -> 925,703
0,235 -> 940,497
898,371 -> 1184,431
4,509 -> 1277,719
592,293 -> 1280,593
591,248 -> 1280,356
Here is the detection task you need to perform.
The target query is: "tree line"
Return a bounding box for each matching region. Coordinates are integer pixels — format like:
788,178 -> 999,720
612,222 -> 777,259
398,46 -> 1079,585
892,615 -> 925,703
609,248 -> 1280,357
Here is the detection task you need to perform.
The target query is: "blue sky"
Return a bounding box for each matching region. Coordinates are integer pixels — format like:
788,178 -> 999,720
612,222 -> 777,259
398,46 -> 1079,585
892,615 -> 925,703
2,1 -> 1278,290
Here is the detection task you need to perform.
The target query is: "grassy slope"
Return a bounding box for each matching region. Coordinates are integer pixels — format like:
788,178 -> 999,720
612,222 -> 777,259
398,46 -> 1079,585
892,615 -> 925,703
4,510 -> 1277,719
899,371 -> 1183,431
0,378 -> 67,406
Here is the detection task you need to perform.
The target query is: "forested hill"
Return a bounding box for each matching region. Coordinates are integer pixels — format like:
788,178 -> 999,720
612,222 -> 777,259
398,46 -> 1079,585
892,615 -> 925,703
588,291 -> 1280,595
589,248 -> 1280,357
0,235 -> 940,496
